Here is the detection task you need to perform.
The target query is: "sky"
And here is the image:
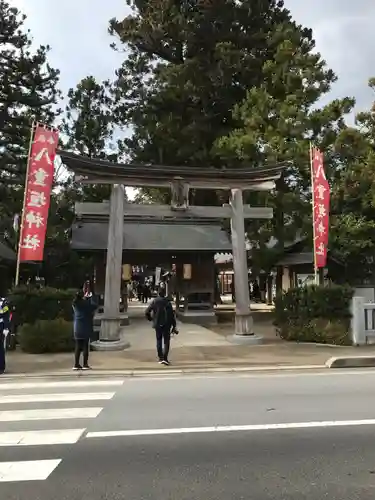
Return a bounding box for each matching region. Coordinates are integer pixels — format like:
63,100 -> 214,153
9,0 -> 375,117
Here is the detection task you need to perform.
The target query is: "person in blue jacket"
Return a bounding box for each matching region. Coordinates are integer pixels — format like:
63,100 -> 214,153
72,289 -> 97,370
0,297 -> 10,374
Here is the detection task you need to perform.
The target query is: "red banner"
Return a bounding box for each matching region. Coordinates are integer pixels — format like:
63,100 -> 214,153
18,124 -> 59,262
311,147 -> 330,268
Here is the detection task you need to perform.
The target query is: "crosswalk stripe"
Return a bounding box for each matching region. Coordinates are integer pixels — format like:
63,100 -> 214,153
0,429 -> 86,446
0,407 -> 102,421
0,459 -> 61,482
0,380 -> 124,390
0,379 -> 117,483
0,392 -> 115,404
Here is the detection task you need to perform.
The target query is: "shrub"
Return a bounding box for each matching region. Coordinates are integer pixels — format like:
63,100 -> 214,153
18,318 -> 74,353
8,286 -> 75,326
274,285 -> 354,345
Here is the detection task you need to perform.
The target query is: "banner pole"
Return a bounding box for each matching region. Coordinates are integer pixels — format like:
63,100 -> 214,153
310,142 -> 318,285
15,121 -> 36,287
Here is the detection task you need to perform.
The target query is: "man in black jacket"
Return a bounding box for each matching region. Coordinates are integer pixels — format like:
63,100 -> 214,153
145,288 -> 177,365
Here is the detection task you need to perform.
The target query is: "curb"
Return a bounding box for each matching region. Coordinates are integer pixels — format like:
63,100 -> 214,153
0,364 -> 326,380
326,356 -> 375,369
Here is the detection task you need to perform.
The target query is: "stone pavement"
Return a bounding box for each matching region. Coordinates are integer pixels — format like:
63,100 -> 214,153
6,342 -> 375,376
5,301 -> 375,376
6,321 -> 375,375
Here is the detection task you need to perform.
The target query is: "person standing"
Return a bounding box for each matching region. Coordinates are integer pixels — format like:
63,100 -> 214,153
137,282 -> 144,302
145,288 -> 177,365
0,297 -> 10,374
252,279 -> 261,302
230,279 -> 235,303
143,280 -> 152,302
72,289 -> 97,370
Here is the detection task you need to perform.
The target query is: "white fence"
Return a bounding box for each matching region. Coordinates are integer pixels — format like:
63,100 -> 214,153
351,296 -> 375,345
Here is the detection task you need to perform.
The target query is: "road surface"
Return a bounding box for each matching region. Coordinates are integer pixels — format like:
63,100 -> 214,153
1,369 -> 375,498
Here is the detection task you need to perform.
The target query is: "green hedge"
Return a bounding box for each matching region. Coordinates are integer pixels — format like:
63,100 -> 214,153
274,285 -> 354,345
8,286 -> 76,326
19,319 -> 74,353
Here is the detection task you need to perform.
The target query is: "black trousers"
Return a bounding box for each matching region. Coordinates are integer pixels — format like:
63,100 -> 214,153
155,327 -> 171,361
0,333 -> 5,373
74,338 -> 89,367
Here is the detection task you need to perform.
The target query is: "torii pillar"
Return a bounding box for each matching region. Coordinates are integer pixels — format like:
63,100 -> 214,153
91,184 -> 129,351
230,189 -> 258,341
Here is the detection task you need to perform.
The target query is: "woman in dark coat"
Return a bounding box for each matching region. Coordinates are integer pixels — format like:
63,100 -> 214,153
72,290 -> 97,370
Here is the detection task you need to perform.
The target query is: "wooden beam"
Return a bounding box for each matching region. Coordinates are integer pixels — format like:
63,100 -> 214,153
60,150 -> 285,188
74,176 -> 276,191
75,203 -> 273,220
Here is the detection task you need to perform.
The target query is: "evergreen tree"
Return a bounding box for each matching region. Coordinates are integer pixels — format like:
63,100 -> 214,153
215,24 -> 354,277
328,80 -> 375,282
62,76 -> 115,159
0,0 -> 60,244
109,0 -> 296,204
42,76 -> 122,287
61,75 -> 118,203
108,0 -> 354,281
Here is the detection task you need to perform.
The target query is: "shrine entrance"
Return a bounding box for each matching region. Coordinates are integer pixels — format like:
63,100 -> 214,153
60,150 -> 284,350
72,201 -> 232,326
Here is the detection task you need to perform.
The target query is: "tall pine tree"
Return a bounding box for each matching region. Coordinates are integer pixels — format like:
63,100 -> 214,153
108,0 -> 354,281
328,79 -> 375,282
42,76 -> 121,287
61,75 -> 118,202
215,23 -> 354,277
109,0 -> 294,204
109,2 -> 352,193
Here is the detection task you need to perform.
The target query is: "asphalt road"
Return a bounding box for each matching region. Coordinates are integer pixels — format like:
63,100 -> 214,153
2,369 -> 375,499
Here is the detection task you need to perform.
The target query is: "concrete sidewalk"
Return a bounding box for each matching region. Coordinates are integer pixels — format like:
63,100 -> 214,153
5,302 -> 375,377
6,342 -> 375,376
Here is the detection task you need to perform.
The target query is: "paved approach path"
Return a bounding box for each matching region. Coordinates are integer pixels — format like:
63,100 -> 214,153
2,369 -> 375,498
8,301 -> 375,374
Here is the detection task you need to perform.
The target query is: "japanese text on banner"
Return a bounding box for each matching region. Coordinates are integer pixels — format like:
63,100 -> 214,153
18,125 -> 59,262
312,147 -> 330,268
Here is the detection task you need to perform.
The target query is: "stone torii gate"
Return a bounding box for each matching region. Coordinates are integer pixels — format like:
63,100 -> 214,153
59,151 -> 284,347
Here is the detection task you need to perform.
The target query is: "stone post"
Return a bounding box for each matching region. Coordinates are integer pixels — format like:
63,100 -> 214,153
351,296 -> 366,346
94,184 -> 129,350
230,189 -> 262,343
